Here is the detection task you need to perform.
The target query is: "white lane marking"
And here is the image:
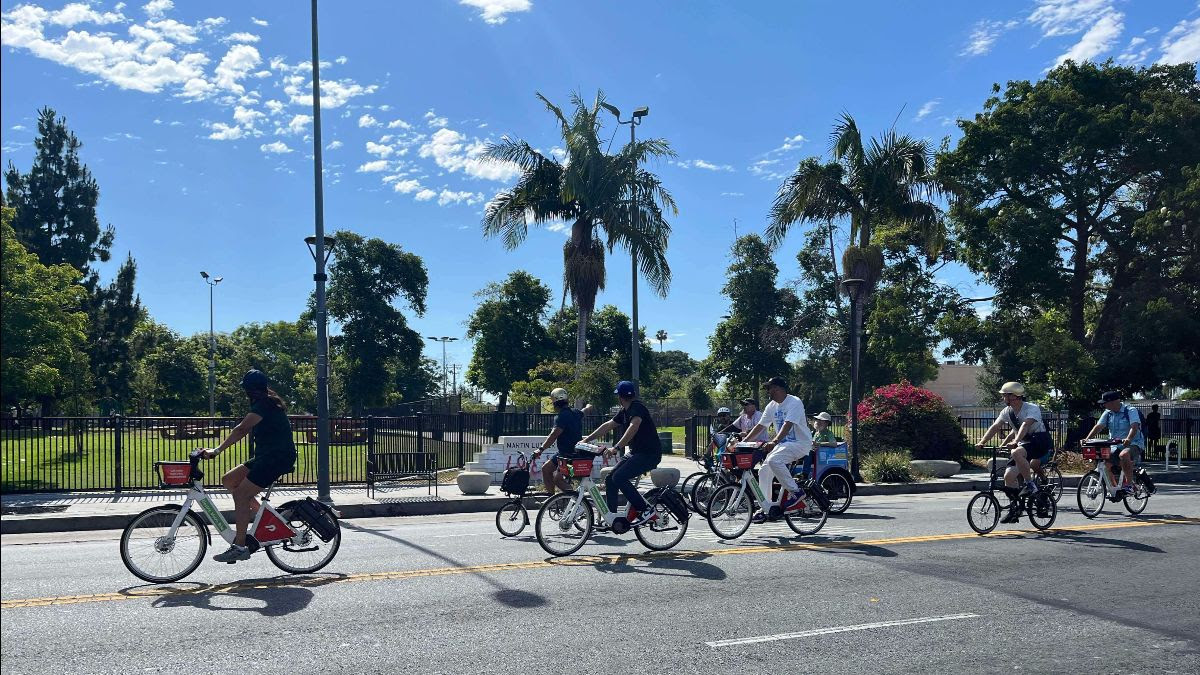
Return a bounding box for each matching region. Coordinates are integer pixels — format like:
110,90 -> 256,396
706,613 -> 980,647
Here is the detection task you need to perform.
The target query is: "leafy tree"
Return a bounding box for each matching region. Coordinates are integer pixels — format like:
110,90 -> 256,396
546,304 -> 654,380
574,360 -> 618,411
4,107 -> 113,283
510,360 -> 576,409
704,235 -> 798,398
0,207 -> 90,412
466,271 -> 553,411
221,321 -> 317,413
129,320 -> 206,415
655,329 -> 668,351
88,254 -> 143,413
481,90 -> 677,371
937,61 -> 1200,416
322,230 -> 428,414
676,373 -> 714,412
641,349 -> 700,400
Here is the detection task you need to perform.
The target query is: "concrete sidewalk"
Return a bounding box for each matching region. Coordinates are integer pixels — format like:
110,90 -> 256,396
3,455 -> 1197,534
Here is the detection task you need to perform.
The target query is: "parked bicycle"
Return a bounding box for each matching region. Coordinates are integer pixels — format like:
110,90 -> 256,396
705,442 -> 830,540
119,449 -> 341,583
966,446 -> 1057,535
1076,439 -> 1154,518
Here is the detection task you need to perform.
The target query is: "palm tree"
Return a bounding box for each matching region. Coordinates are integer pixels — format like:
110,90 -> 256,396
655,329 -> 668,351
482,91 -> 678,372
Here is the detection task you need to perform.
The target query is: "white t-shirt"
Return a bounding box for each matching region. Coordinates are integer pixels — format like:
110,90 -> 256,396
734,410 -> 767,441
995,402 -> 1047,434
760,395 -> 813,447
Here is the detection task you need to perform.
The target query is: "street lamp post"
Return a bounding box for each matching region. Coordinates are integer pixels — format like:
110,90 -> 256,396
308,0 -> 331,504
841,278 -> 866,482
601,102 -> 649,384
426,336 -> 458,410
200,271 -> 222,417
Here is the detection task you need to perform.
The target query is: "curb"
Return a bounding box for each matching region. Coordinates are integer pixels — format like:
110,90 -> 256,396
3,469 -> 1197,535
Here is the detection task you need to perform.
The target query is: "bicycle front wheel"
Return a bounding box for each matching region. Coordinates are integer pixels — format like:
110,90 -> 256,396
1123,482 -> 1149,515
634,489 -> 689,551
120,505 -> 208,583
535,493 -> 592,556
1047,467 -> 1064,504
784,489 -> 828,536
1027,492 -> 1057,530
1077,470 -> 1105,518
681,471 -> 706,509
691,474 -> 719,515
495,500 -> 528,537
266,500 -> 342,574
706,483 -> 752,540
966,492 -> 1000,535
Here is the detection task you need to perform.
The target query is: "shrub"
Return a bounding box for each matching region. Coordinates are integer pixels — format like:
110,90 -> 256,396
857,380 -> 969,462
862,450 -> 916,483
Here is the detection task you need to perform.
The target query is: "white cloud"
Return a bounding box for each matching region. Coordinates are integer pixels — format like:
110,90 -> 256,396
366,141 -> 393,157
358,113 -> 380,128
284,114 -> 312,135
546,222 -> 571,236
145,18 -> 198,44
260,141 -> 293,154
1052,9 -> 1123,66
232,105 -> 265,128
207,122 -> 243,140
414,188 -> 437,201
775,133 -> 806,153
264,99 -> 285,115
1158,17 -> 1200,65
335,55 -> 347,65
459,0 -> 531,25
424,110 -> 449,128
674,159 -> 734,171
51,3 -> 125,27
213,44 -> 260,93
224,31 -> 259,43
915,99 -> 941,121
720,192 -> 744,197
357,159 -> 389,172
1028,0 -> 1113,38
250,17 -> 268,27
1117,36 -> 1152,65
418,127 -> 519,181
326,140 -> 344,150
276,59 -> 379,109
961,19 -> 1018,57
387,118 -> 412,129
436,189 -> 482,206
394,179 -> 423,194
143,0 -> 173,20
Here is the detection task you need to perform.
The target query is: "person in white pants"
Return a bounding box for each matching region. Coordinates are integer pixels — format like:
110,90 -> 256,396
741,376 -> 813,523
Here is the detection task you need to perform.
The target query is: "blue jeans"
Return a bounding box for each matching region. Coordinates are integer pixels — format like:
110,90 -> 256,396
606,453 -> 660,515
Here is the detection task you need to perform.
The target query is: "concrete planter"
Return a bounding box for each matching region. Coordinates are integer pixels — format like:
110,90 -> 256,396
987,457 -> 1009,474
650,467 -> 680,488
456,471 -> 492,495
909,459 -> 960,478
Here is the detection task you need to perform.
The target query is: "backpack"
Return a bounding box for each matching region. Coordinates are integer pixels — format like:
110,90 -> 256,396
500,465 -> 530,496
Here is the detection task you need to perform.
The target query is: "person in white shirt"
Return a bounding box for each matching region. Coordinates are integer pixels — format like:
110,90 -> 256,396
976,381 -> 1053,522
741,377 -> 813,523
730,398 -> 768,441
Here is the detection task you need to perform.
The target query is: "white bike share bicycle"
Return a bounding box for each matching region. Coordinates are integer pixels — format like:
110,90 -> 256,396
120,450 -> 342,583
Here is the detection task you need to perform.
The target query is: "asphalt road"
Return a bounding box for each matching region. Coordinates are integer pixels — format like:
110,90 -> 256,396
2,485 -> 1198,674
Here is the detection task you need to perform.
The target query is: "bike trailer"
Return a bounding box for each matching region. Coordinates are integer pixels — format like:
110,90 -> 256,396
795,443 -> 850,478
292,498 -> 339,542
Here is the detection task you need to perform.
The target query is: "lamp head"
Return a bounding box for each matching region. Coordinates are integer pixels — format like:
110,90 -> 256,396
200,271 -> 209,279
632,106 -> 649,118
600,102 -> 621,119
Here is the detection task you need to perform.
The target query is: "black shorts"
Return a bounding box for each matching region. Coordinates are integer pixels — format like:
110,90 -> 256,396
1007,432 -> 1053,467
244,453 -> 295,487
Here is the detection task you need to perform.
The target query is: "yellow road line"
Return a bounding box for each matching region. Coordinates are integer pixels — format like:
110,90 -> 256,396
3,517 -> 1196,610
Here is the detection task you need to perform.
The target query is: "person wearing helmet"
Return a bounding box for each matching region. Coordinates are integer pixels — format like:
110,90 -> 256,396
531,387 -> 584,496
1084,391 -> 1144,499
714,406 -> 734,433
740,377 -> 814,523
200,369 -> 297,563
581,381 -> 661,528
976,381 -> 1052,521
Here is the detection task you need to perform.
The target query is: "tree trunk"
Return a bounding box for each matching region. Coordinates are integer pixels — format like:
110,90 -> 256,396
575,306 -> 591,376
1068,220 -> 1089,343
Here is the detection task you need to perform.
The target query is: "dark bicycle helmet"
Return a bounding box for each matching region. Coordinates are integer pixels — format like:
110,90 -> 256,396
240,369 -> 269,391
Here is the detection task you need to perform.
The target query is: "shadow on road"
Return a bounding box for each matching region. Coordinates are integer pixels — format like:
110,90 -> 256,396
829,512 -> 896,521
1030,530 -> 1166,553
342,521 -> 549,609
546,549 -> 727,580
119,573 -> 347,616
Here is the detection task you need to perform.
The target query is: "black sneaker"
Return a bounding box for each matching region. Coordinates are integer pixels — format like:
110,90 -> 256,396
1000,503 -> 1021,523
213,544 -> 250,563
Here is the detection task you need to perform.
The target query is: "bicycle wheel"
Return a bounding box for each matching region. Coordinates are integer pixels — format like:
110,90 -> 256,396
1027,492 -> 1057,530
535,493 -> 593,556
634,490 -> 689,551
1123,481 -> 1149,515
819,472 -> 853,514
266,500 -> 342,574
706,483 -> 752,540
784,487 -> 829,536
1076,470 -> 1105,519
966,492 -> 1000,535
495,499 -> 528,537
691,474 -> 719,515
120,505 -> 208,583
1046,466 -> 1064,504
681,471 -> 706,508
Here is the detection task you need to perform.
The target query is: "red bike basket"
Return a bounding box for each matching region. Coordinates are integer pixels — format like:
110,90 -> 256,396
158,461 -> 192,485
1081,446 -> 1110,461
571,458 -> 595,477
723,452 -> 756,469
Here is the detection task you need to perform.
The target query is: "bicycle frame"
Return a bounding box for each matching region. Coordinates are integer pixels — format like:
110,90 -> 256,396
558,474 -> 612,526
167,478 -> 301,548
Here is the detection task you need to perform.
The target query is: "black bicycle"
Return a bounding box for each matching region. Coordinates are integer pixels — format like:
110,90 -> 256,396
1034,446 -> 1064,504
967,446 -> 1057,535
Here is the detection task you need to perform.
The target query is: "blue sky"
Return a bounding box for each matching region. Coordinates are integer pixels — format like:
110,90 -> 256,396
3,0 -> 1198,375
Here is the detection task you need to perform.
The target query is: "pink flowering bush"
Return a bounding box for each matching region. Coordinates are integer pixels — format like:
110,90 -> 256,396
857,381 -> 968,462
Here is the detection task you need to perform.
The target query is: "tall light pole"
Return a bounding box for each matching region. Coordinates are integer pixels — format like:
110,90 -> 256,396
200,271 -> 222,417
601,102 -> 649,384
842,278 -> 866,482
308,0 -> 331,504
426,336 -> 458,400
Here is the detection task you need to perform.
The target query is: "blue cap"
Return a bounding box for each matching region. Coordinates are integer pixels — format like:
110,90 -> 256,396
614,380 -> 637,397
241,369 -> 269,390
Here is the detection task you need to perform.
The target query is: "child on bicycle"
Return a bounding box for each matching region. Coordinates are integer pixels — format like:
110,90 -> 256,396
201,370 -> 297,563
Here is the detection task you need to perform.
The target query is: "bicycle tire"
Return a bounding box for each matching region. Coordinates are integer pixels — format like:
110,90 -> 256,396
705,483 -> 752,540
966,492 -> 1000,535
120,505 -> 208,583
1123,482 -> 1149,515
495,499 -> 528,537
266,500 -> 342,574
1027,492 -> 1057,530
634,489 -> 689,551
535,493 -> 593,556
784,489 -> 828,536
1076,470 -> 1105,519
691,474 -> 720,515
1047,466 -> 1064,504
819,472 -> 853,514
681,471 -> 707,508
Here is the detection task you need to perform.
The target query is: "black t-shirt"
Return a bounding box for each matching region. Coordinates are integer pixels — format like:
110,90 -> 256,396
250,399 -> 297,461
613,400 -> 660,456
554,407 -> 583,455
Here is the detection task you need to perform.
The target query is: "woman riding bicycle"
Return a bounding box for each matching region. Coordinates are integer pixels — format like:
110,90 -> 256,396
201,369 -> 298,563
581,380 -> 661,528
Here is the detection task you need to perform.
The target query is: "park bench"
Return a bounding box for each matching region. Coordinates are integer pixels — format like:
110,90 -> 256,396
302,420 -> 368,445
367,448 -> 438,498
158,422 -> 221,440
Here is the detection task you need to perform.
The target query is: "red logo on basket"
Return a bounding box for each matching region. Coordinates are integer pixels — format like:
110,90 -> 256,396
255,509 -> 296,542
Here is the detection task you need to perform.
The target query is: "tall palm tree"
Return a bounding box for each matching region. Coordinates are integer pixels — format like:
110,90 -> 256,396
655,329 -> 668,351
482,91 -> 678,372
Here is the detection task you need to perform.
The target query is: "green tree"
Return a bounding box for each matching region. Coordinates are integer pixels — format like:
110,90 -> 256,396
676,373 -> 714,412
510,360 -> 575,409
937,61 -> 1200,414
4,107 -> 113,283
482,90 -> 678,371
322,230 -> 428,414
655,329 -> 668,351
641,349 -> 699,400
546,304 -> 654,380
222,321 -> 317,413
0,207 -> 90,411
88,254 -> 143,413
704,235 -> 798,398
129,320 -> 206,415
466,271 -> 553,411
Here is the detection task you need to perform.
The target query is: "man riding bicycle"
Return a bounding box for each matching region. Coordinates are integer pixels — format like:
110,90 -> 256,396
1084,391 -> 1143,499
531,388 -> 584,496
741,377 -> 812,523
975,382 -> 1052,521
581,381 -> 661,528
